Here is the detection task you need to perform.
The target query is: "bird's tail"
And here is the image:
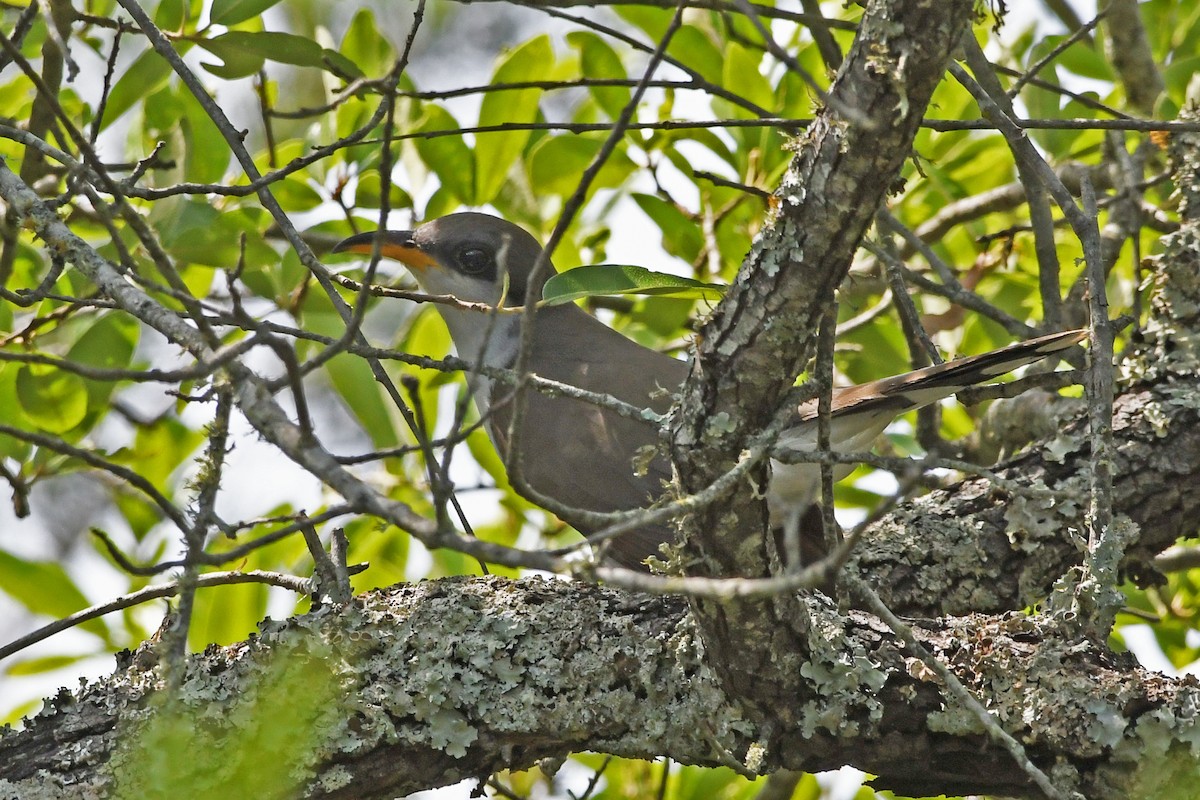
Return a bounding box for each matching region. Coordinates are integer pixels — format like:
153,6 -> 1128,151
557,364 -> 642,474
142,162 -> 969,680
804,328 -> 1087,421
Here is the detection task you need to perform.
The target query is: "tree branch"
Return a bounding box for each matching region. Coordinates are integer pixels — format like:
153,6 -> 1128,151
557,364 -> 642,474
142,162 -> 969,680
1,577 -> 1192,800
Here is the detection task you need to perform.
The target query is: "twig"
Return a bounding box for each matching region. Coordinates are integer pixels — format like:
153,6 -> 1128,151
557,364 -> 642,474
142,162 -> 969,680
0,570 -> 312,663
847,576 -> 1074,800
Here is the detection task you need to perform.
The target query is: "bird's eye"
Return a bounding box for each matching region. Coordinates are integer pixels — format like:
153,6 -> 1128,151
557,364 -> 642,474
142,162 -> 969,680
457,247 -> 493,275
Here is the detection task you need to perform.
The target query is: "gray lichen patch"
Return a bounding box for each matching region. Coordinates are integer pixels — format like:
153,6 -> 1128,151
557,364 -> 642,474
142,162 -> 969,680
798,598 -> 888,738
340,577 -> 754,762
2,577 -> 759,799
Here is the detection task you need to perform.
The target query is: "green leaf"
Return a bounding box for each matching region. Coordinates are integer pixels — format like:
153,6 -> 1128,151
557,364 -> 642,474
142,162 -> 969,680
199,31 -> 326,79
209,0 -> 285,27
5,654 -> 87,676
15,365 -> 88,433
154,200 -> 274,271
613,7 -> 674,42
1051,37 -> 1114,82
355,171 -> 413,210
179,89 -> 230,184
542,265 -> 724,306
304,304 -> 399,449
113,415 -> 206,495
566,32 -> 629,118
669,26 -> 724,85
66,313 -> 138,376
0,549 -> 105,638
66,313 -> 140,429
527,135 -> 634,197
1164,55 -> 1200,107
321,48 -> 363,80
196,37 -> 264,80
188,580 -> 268,649
99,49 -> 173,131
674,764 -> 756,800
722,43 -> 773,116
113,645 -> 340,799
475,34 -> 552,204
0,365 -> 31,460
632,296 -> 696,338
414,104 -> 475,204
632,193 -> 703,263
339,9 -> 394,78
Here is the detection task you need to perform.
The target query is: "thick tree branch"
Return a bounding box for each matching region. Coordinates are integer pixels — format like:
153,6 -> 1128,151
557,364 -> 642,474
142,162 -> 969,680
666,0 -> 975,737
1,578 -> 1194,800
851,378 -> 1200,618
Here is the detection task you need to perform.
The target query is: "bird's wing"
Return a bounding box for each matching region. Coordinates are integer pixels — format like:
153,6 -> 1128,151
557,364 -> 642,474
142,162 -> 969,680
768,329 -> 1085,516
796,328 -> 1086,424
487,305 -> 688,568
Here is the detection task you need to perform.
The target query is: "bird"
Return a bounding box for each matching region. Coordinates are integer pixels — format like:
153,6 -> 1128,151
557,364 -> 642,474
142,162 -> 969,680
333,212 -> 1085,570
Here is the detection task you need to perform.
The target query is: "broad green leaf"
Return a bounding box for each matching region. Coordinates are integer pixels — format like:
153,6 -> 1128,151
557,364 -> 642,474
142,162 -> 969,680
98,48 -> 173,131
527,135 -> 634,197
113,415 -> 205,494
613,7 -> 673,42
1164,55 -> 1200,107
196,40 -> 264,80
415,104 -> 475,204
542,265 -> 724,306
198,31 -> 324,79
66,313 -> 138,377
631,296 -> 696,338
343,516 -> 410,592
0,74 -> 35,131
1052,38 -> 1115,82
777,41 -> 828,116
423,183 -> 462,220
396,304 -> 450,435
632,193 -> 703,263
475,34 -> 552,204
154,0 -> 204,31
5,654 -> 87,676
670,25 -> 725,85
66,313 -> 140,430
154,200 -> 274,272
666,128 -> 736,172
0,549 -> 105,638
304,305 -> 400,449
566,32 -> 629,118
339,9 -> 394,78
188,579 -> 268,649
356,171 -> 413,210
15,364 -> 88,433
179,89 -> 230,184
833,482 -> 889,509
673,764 -> 758,800
143,85 -> 186,139
841,316 -> 906,386
209,0 -> 284,27
0,365 -> 31,460
322,49 -> 363,80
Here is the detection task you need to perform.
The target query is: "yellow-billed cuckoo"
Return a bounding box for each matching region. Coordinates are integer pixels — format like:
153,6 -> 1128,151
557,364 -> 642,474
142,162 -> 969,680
333,212 -> 1085,569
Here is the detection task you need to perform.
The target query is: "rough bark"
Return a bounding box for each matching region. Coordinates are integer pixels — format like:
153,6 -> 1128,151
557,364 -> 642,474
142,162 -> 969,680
853,376 -> 1200,618
1,577 -> 1197,800
667,0 -> 976,733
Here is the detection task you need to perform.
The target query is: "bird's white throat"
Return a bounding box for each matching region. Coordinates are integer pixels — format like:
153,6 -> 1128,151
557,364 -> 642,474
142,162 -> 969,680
432,304 -> 522,420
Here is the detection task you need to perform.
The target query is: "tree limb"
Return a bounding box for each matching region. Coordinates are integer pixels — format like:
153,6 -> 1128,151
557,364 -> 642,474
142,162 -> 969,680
0,577 -> 1193,800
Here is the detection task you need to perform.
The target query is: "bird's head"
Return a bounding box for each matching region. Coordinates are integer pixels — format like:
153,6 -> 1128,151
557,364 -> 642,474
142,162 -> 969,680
331,212 -> 552,308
